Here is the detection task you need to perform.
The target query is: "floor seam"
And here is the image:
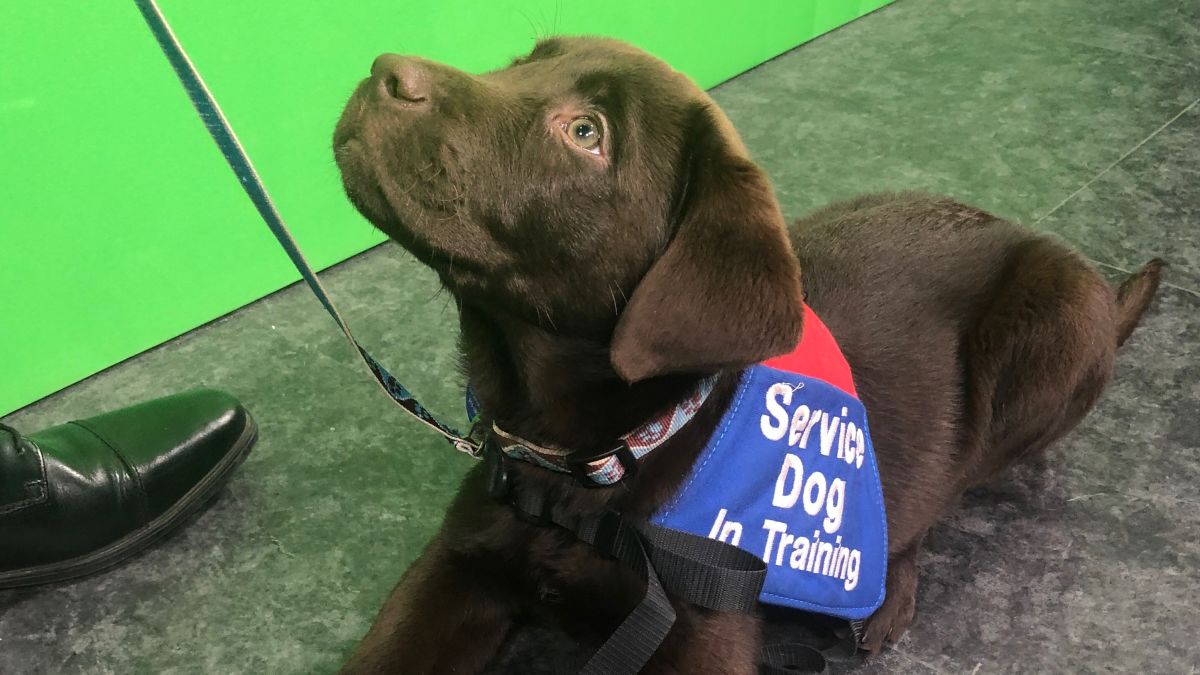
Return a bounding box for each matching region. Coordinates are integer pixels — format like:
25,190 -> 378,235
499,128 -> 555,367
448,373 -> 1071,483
1158,281 -> 1200,299
1058,35 -> 1200,68
1033,97 -> 1200,227
1093,260 -> 1200,299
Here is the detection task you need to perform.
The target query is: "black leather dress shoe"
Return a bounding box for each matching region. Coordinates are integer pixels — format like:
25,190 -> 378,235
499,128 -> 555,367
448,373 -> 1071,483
0,389 -> 257,588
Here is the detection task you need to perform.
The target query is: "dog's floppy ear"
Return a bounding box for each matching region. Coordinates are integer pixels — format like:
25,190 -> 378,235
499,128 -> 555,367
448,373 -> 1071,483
611,106 -> 804,383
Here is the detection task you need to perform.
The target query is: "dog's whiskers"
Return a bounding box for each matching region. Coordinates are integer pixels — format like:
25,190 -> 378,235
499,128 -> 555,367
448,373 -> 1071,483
397,161 -> 436,198
533,304 -> 558,332
427,283 -> 447,303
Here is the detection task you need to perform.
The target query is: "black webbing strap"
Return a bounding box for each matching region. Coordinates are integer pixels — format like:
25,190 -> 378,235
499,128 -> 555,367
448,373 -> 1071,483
638,523 -> 851,674
637,522 -> 767,613
577,523 -> 675,675
759,643 -> 829,675
490,446 -> 856,674
504,471 -> 674,674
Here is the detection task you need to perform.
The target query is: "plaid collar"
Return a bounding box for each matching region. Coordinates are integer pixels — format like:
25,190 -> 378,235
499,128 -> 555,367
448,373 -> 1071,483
468,377 -> 719,487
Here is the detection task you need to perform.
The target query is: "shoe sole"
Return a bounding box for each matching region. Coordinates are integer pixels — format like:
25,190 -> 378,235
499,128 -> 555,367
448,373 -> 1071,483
0,413 -> 259,590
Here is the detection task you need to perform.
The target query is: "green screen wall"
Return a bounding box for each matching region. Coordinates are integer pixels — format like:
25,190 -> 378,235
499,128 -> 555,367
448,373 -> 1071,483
0,1 -> 892,416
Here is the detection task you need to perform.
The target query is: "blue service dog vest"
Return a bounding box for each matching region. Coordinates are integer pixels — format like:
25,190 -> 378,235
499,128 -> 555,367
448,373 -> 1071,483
650,364 -> 888,620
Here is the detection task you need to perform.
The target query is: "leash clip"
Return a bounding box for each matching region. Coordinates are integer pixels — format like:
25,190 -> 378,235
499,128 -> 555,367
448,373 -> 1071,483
454,439 -> 482,458
454,420 -> 490,459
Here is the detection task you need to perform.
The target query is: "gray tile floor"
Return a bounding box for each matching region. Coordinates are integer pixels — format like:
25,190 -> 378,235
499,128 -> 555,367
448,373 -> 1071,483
3,0 -> 1198,672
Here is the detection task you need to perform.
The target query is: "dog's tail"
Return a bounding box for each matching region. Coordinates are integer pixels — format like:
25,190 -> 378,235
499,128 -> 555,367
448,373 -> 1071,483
1114,258 -> 1165,347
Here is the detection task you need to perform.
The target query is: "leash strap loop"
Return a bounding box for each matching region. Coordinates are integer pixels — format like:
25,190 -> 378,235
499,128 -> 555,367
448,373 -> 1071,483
133,0 -> 479,455
638,521 -> 768,613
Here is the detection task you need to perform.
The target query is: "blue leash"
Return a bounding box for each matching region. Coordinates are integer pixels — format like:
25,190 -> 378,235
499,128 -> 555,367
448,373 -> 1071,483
133,0 -> 481,457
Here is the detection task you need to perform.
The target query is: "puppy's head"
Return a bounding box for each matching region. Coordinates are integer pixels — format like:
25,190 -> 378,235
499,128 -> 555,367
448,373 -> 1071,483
334,37 -> 802,383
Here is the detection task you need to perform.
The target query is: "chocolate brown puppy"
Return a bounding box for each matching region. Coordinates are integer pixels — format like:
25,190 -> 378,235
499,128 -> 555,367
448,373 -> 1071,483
332,37 -> 1162,673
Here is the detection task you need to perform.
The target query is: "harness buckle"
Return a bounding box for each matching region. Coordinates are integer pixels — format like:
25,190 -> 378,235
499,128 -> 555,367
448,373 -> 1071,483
484,439 -> 558,526
482,438 -> 510,501
564,442 -> 638,487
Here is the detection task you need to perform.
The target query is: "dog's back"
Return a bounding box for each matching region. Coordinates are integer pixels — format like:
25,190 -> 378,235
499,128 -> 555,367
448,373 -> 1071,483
791,191 -> 1161,532
787,192 -> 1161,648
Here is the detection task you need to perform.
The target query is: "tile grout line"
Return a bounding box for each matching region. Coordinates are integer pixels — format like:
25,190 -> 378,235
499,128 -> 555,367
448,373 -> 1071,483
1157,280 -> 1200,299
1038,96 -> 1200,300
1033,97 -> 1200,227
1093,259 -> 1133,274
1059,34 -> 1195,68
1093,260 -> 1200,299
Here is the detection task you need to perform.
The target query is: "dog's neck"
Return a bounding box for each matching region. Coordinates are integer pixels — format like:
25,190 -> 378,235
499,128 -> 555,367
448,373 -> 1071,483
458,305 -> 702,454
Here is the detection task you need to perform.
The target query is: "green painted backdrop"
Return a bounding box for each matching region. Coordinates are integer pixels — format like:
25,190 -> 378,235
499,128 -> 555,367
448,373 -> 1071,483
0,1 -> 892,416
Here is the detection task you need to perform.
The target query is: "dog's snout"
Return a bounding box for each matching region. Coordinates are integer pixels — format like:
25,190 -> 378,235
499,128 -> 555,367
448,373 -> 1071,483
371,54 -> 430,106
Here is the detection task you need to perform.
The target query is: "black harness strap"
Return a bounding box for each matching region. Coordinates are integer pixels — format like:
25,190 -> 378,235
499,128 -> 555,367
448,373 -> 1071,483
759,643 -> 829,675
498,451 -> 674,673
489,444 -> 857,674
638,521 -> 766,613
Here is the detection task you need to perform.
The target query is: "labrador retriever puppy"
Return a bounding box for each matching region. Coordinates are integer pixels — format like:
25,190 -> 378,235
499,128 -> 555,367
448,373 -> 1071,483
332,36 -> 1162,673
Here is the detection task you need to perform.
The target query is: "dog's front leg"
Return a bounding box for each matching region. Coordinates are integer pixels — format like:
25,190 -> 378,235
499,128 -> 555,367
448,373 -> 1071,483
340,533 -> 515,675
861,538 -> 921,653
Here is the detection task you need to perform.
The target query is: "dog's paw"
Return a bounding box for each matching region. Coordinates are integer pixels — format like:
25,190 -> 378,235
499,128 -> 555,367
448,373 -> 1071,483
860,587 -> 915,653
860,553 -> 919,653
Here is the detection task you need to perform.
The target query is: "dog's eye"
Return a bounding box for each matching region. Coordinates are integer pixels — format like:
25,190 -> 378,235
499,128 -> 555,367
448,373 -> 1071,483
565,117 -> 602,154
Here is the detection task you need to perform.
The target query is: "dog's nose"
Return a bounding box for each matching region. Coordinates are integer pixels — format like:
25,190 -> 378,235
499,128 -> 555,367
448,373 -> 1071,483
371,54 -> 430,106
